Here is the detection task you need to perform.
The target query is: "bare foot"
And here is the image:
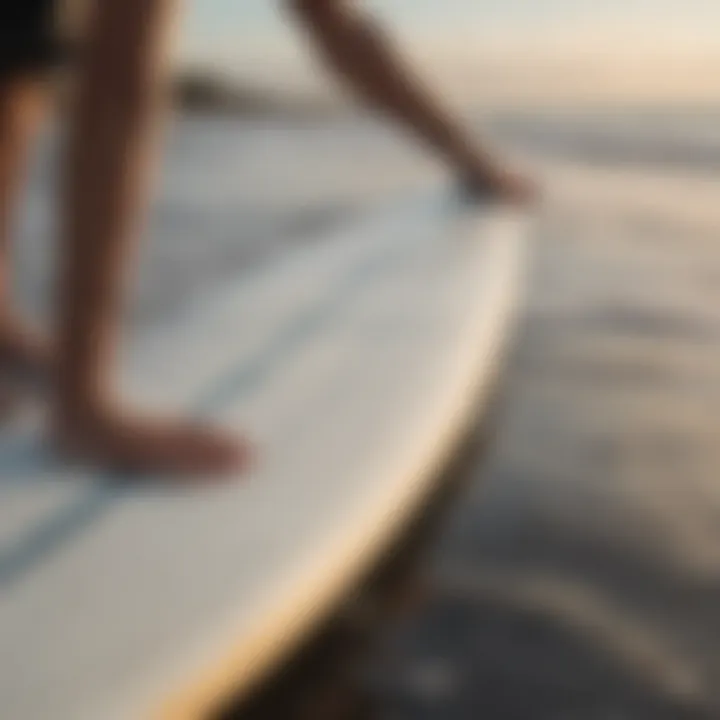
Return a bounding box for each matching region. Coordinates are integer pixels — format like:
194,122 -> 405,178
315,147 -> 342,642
460,164 -> 539,206
53,405 -> 251,478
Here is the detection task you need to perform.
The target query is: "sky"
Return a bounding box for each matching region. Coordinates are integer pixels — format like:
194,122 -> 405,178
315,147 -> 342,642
180,0 -> 720,52
176,0 -> 720,105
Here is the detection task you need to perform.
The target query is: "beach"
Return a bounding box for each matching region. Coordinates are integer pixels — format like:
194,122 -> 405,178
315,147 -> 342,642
14,108 -> 720,718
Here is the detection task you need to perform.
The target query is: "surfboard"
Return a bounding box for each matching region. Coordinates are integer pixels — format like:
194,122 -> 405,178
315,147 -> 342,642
0,188 -> 529,720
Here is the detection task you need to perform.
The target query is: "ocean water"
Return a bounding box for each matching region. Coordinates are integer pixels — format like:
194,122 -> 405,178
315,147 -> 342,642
14,109 -> 720,718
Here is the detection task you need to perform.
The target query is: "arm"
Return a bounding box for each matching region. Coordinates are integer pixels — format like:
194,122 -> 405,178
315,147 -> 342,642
288,0 -> 534,200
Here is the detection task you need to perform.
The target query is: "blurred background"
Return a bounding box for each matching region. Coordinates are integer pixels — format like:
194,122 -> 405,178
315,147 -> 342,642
18,0 -> 720,717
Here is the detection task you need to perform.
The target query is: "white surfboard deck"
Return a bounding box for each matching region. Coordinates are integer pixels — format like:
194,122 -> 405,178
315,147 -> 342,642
0,188 -> 529,720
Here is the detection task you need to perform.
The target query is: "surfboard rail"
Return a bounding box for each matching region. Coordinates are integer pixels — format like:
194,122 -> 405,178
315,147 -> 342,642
0,190 -> 529,720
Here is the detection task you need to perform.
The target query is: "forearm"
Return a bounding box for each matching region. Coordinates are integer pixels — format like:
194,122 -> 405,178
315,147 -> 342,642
289,0 -> 495,174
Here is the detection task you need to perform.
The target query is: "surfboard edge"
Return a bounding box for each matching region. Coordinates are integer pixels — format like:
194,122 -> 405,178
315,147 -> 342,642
153,212 -> 529,720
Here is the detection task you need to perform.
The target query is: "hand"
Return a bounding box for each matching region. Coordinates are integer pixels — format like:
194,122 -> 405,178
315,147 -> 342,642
460,162 -> 540,206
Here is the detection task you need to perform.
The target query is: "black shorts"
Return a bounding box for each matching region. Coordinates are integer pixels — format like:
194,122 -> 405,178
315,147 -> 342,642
0,0 -> 64,78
